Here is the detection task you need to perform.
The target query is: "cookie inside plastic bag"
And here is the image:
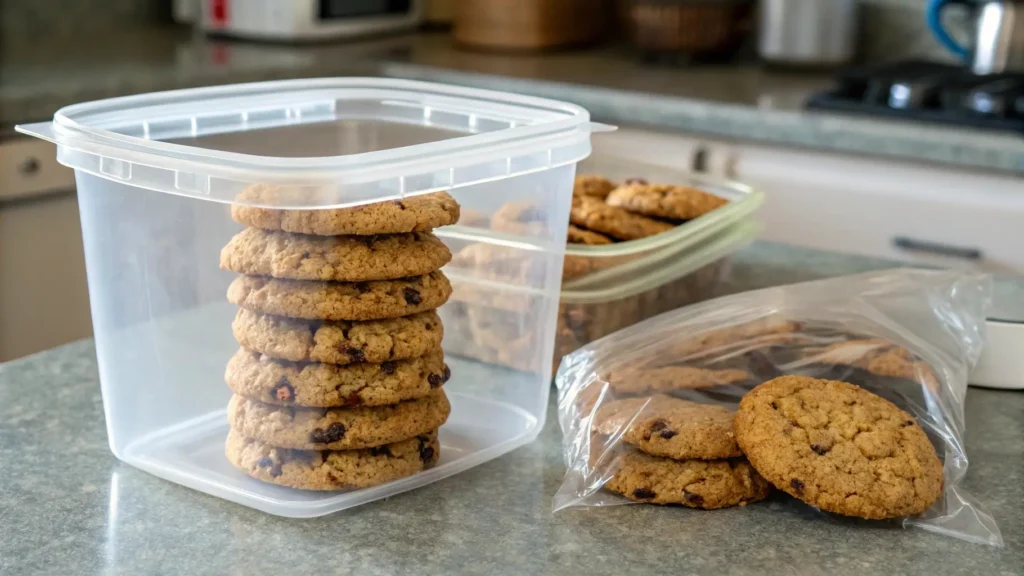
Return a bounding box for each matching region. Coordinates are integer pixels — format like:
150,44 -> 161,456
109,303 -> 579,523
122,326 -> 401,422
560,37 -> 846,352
554,269 -> 1003,546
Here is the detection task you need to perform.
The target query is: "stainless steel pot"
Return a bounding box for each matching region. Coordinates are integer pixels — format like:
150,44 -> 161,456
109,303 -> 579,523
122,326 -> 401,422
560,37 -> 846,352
757,0 -> 858,66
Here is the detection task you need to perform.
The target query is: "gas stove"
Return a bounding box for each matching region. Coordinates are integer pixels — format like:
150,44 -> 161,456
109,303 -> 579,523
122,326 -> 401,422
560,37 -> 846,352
807,60 -> 1024,134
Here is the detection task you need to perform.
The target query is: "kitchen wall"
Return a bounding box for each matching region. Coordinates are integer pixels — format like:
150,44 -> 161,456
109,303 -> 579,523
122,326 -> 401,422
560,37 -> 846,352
2,0 -> 967,64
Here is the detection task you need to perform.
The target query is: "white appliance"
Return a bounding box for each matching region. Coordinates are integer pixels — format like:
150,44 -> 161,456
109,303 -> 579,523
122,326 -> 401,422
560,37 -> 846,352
196,0 -> 423,42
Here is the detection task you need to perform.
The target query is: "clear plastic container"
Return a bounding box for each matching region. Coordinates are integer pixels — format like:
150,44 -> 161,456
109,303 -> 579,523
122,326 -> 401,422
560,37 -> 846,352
445,219 -> 758,376
443,153 -> 761,375
17,78 -> 606,517
563,157 -> 763,285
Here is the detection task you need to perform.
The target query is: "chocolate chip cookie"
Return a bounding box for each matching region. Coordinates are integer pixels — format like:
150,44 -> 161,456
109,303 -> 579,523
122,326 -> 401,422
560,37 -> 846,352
226,428 -> 440,491
573,175 -> 617,199
490,202 -> 548,236
603,366 -> 750,395
606,183 -> 728,221
606,452 -> 771,508
225,347 -> 450,407
668,319 -> 805,359
220,228 -> 452,282
231,185 -> 460,236
566,224 -> 612,245
569,195 -> 674,241
734,375 -> 943,519
809,339 -> 940,393
227,388 -> 451,451
227,271 -> 452,321
232,309 -> 443,364
594,395 -> 742,460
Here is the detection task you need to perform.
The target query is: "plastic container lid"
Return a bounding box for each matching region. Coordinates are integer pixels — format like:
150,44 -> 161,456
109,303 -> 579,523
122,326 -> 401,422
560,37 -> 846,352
561,220 -> 759,304
17,78 -> 611,208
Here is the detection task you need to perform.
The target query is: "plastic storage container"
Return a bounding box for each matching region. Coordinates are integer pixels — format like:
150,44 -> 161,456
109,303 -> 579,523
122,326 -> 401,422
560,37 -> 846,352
443,157 -> 762,374
18,78 -> 605,517
562,156 -> 762,285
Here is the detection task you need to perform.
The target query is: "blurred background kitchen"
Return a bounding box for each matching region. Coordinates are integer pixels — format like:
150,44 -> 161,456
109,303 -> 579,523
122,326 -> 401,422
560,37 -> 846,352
2,0 -> 1023,362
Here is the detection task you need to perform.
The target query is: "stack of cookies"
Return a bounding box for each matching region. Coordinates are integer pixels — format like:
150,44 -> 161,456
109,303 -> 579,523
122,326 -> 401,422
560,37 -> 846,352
596,395 -> 772,509
218,186 -> 461,491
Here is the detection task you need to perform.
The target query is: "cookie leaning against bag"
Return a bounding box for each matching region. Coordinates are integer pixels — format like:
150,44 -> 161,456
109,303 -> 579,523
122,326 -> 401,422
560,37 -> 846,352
734,375 -> 943,520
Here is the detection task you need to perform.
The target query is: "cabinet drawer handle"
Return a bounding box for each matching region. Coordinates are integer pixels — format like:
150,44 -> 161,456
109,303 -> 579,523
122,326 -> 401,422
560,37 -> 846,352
892,236 -> 982,260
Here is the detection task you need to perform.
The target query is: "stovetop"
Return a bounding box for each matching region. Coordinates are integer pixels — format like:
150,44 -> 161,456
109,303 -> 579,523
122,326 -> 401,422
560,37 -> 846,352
807,61 -> 1024,134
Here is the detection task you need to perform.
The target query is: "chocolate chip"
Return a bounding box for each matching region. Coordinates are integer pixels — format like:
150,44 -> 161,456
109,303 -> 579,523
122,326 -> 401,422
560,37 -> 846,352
403,287 -> 422,305
301,251 -> 310,259
369,446 -> 392,457
428,373 -> 442,387
341,346 -> 366,363
442,365 -> 451,383
624,177 -> 648,185
425,323 -> 435,331
770,401 -> 779,410
811,444 -> 829,455
659,429 -> 678,439
380,361 -> 396,375
790,478 -> 805,494
419,445 -> 435,463
257,457 -> 282,477
649,420 -> 669,433
309,423 -> 346,444
270,378 -> 295,403
355,282 -> 371,294
900,420 -> 914,428
394,200 -> 406,210
632,488 -> 656,499
683,491 -> 704,507
342,394 -> 362,406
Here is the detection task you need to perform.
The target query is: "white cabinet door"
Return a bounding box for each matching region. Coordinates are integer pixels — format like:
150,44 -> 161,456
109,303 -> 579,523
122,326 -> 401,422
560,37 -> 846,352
731,144 -> 1024,274
592,128 -> 703,171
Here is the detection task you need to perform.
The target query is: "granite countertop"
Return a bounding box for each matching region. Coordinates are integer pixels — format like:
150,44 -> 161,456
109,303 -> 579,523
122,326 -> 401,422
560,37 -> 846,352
1,242 -> 1022,576
3,29 -> 1023,173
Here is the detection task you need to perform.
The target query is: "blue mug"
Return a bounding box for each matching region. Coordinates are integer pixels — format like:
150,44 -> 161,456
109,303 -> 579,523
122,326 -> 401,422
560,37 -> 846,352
927,0 -> 972,59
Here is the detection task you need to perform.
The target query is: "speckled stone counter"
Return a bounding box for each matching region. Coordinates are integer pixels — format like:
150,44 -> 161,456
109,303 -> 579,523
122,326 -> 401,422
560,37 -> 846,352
4,30 -> 1023,174
1,243 -> 1021,576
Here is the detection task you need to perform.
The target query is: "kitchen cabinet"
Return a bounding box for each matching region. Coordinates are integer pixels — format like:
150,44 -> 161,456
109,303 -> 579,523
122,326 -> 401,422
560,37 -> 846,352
0,138 -> 90,361
596,128 -> 1024,275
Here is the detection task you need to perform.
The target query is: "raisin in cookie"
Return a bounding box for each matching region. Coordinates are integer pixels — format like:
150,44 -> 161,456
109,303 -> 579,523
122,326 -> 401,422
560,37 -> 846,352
225,347 -> 449,407
227,428 -> 440,491
734,375 -> 943,519
232,309 -> 443,364
231,185 -> 460,236
227,388 -> 450,451
220,228 -> 451,282
594,395 -> 742,460
606,452 -> 771,508
606,183 -> 728,221
569,195 -> 674,241
227,271 -> 452,321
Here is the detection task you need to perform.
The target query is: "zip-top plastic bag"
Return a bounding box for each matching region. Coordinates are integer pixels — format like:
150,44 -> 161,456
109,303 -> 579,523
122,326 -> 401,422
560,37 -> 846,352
554,269 -> 1002,546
